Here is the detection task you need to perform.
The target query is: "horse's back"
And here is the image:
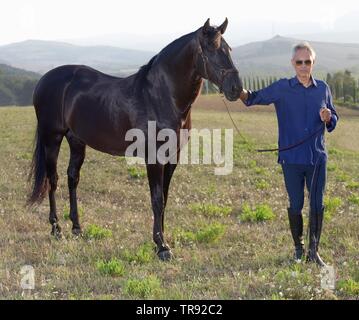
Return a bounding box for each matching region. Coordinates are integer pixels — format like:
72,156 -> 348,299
33,65 -> 119,133
33,65 -> 84,133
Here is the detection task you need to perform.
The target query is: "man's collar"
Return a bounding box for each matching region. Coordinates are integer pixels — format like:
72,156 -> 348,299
290,75 -> 318,88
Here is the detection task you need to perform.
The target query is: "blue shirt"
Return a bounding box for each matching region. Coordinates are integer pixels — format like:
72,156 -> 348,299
245,76 -> 339,165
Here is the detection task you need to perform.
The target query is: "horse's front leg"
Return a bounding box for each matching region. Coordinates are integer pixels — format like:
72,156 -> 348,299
146,163 -> 173,261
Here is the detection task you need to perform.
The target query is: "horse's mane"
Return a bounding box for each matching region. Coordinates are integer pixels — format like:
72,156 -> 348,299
133,30 -> 199,92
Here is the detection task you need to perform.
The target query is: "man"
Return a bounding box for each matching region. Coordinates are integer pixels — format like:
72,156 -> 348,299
239,42 -> 338,267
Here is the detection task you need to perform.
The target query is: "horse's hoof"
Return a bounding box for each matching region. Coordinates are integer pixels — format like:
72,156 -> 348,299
158,249 -> 173,261
72,228 -> 82,237
51,225 -> 62,240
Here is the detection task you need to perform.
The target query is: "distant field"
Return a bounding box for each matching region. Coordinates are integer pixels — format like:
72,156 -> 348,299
0,97 -> 358,300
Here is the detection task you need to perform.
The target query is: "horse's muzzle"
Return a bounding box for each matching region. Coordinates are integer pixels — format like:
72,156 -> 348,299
222,74 -> 242,101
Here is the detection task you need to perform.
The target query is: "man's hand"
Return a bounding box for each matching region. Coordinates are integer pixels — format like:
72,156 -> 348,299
320,107 -> 332,124
239,89 -> 249,103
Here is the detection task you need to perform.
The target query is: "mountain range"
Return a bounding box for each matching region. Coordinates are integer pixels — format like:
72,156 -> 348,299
0,40 -> 154,75
232,35 -> 359,77
0,35 -> 359,78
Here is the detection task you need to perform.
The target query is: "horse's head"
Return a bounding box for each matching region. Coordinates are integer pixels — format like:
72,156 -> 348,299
197,18 -> 242,101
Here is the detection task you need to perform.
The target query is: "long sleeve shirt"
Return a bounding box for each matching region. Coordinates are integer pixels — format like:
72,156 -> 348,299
245,76 -> 338,165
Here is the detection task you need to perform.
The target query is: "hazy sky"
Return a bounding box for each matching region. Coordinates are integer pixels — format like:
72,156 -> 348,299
1,0 -> 358,46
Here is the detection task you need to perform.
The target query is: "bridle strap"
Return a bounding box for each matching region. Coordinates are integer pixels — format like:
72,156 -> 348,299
197,46 -> 238,92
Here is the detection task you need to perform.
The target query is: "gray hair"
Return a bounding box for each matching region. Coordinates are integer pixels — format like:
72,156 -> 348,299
292,42 -> 316,61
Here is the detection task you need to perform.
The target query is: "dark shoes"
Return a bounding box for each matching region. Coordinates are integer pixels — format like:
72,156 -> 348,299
287,209 -> 305,262
288,208 -> 326,267
306,209 -> 327,267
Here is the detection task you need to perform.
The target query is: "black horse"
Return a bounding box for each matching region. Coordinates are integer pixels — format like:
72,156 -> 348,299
27,18 -> 242,260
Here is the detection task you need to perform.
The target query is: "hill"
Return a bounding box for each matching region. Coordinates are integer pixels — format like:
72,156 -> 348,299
0,40 -> 155,75
1,36 -> 359,81
0,64 -> 40,106
232,36 -> 359,78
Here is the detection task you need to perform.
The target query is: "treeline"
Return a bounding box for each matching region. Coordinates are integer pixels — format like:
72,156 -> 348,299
0,78 -> 38,106
202,72 -> 359,108
201,76 -> 280,94
326,70 -> 359,106
0,64 -> 39,106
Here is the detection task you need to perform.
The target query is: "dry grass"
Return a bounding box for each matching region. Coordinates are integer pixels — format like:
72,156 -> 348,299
0,97 -> 358,300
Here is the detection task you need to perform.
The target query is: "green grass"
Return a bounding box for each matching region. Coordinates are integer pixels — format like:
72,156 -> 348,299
127,166 -> 146,179
1,104 -> 359,300
63,206 -> 84,221
196,223 -> 226,243
124,276 -> 162,299
189,203 -> 232,217
83,224 -> 113,240
174,223 -> 226,245
255,179 -> 270,190
328,148 -> 345,156
348,194 -> 359,205
346,181 -> 359,190
239,203 -> 275,222
122,242 -> 155,264
327,163 -> 338,172
96,258 -> 126,277
337,279 -> 359,296
336,171 -> 350,183
324,197 -> 343,220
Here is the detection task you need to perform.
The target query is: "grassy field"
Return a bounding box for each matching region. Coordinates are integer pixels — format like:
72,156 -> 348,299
0,96 -> 358,300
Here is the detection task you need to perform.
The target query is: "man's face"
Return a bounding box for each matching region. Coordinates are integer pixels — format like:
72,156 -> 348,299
291,48 -> 314,79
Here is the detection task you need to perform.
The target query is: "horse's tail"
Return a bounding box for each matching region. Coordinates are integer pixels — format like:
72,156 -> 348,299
27,126 -> 48,206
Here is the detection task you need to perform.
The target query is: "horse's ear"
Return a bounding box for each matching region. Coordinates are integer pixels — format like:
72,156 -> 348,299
202,18 -> 211,35
218,18 -> 228,34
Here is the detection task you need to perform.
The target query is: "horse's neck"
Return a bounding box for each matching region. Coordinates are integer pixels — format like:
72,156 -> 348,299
160,38 -> 203,113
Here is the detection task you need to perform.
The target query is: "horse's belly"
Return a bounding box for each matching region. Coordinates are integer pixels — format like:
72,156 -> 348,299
84,135 -> 131,156
66,102 -> 133,156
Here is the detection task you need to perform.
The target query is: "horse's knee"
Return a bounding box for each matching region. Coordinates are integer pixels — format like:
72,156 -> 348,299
67,168 -> 80,188
48,173 -> 58,192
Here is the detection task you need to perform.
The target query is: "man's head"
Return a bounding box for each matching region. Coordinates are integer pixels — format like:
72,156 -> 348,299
291,42 -> 316,80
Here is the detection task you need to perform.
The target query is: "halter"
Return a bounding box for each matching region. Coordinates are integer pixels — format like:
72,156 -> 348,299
197,45 -> 238,93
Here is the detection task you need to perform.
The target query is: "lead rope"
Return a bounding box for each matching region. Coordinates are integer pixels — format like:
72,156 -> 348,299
305,126 -> 325,261
212,85 -> 324,154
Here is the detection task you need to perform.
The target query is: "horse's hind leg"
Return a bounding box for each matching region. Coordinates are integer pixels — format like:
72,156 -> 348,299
66,132 -> 86,236
44,134 -> 64,238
